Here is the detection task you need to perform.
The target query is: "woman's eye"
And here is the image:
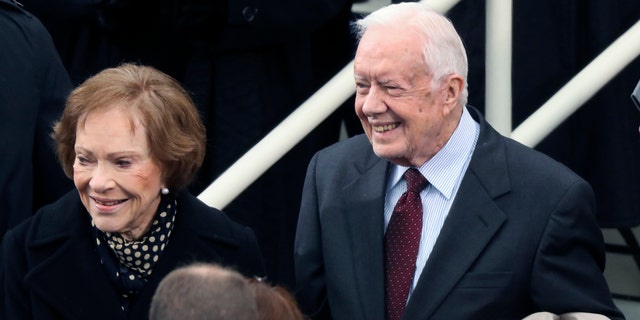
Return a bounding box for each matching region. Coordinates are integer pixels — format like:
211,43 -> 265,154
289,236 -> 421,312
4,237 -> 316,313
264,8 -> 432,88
115,160 -> 131,167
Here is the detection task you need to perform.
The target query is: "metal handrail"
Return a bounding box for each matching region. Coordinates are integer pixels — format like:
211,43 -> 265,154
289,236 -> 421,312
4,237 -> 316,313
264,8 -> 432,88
485,0 -> 512,135
197,62 -> 354,209
198,0 -> 461,209
510,18 -> 640,147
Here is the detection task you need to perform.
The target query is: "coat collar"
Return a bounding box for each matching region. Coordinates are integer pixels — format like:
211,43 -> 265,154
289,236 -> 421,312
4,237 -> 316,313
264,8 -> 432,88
23,191 -> 125,319
21,190 -> 243,319
343,147 -> 389,320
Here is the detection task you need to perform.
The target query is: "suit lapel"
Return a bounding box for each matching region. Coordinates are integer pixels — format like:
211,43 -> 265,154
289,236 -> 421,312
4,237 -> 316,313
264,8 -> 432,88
404,108 -> 511,319
404,174 -> 506,319
343,147 -> 389,320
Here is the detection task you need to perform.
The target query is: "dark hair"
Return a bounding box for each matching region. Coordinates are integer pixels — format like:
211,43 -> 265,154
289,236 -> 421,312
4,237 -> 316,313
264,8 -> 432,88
149,263 -> 258,320
53,63 -> 206,190
249,278 -> 305,320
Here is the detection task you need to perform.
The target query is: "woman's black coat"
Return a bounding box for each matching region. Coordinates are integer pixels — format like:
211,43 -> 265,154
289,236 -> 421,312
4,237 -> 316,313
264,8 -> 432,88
1,189 -> 266,319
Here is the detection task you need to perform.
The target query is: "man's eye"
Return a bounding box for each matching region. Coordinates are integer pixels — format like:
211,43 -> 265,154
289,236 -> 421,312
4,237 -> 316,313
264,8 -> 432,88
385,86 -> 404,95
355,82 -> 370,93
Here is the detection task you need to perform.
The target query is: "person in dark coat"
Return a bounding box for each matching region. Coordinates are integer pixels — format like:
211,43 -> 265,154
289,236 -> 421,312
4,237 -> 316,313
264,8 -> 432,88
17,0 -> 354,287
294,3 -> 624,319
0,63 -> 265,319
0,0 -> 74,241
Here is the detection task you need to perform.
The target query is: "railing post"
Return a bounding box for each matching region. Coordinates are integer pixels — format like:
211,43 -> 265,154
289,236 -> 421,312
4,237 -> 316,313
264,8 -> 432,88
485,0 -> 513,135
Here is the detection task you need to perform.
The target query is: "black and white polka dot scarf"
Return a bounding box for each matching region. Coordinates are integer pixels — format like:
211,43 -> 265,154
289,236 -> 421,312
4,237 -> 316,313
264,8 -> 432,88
92,194 -> 176,310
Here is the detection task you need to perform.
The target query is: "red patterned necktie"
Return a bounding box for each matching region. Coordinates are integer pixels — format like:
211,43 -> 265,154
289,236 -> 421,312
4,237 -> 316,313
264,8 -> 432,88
384,168 -> 428,320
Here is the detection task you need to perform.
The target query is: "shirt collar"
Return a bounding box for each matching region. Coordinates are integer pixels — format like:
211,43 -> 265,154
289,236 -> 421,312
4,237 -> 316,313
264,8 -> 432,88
388,106 -> 479,199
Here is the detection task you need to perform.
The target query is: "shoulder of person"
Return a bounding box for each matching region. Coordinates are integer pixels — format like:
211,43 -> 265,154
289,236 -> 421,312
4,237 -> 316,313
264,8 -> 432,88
312,134 -> 374,167
3,190 -> 85,246
471,106 -> 585,185
175,190 -> 253,238
0,0 -> 29,16
501,135 -> 585,184
322,134 -> 370,154
34,190 -> 82,214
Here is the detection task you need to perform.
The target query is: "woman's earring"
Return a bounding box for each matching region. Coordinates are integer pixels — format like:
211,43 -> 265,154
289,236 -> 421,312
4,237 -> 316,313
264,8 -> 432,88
161,187 -> 169,195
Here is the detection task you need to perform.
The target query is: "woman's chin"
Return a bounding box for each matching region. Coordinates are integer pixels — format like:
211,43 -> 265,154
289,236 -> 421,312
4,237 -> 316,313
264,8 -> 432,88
92,218 -> 123,235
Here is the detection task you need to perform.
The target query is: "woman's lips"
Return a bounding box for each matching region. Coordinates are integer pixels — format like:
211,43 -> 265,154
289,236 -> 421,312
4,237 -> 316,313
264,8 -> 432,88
92,197 -> 128,212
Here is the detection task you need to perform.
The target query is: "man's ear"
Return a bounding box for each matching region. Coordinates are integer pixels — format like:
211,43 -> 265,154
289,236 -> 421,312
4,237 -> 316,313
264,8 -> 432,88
442,74 -> 464,114
445,75 -> 463,103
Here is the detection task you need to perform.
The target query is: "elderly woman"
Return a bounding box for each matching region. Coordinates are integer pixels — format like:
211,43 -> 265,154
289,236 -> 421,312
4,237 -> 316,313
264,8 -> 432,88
0,63 -> 265,319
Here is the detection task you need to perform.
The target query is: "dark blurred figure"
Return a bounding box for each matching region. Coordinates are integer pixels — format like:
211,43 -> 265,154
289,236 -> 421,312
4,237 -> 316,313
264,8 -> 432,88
17,0 -> 221,86
0,0 -> 73,241
205,1 -> 358,288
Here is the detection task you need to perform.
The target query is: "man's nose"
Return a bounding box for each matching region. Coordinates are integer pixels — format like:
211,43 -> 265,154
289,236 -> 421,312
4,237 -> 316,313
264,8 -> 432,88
361,85 -> 387,115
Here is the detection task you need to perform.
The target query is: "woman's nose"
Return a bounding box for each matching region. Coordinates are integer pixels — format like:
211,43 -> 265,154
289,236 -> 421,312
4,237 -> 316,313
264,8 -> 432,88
89,163 -> 115,192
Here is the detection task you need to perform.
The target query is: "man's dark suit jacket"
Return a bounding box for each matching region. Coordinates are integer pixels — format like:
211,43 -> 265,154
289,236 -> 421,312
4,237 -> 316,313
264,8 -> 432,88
1,189 -> 265,319
294,107 -> 624,320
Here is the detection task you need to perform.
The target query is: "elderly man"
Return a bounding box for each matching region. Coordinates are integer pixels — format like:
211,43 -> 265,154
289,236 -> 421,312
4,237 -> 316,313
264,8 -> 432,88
294,3 -> 624,320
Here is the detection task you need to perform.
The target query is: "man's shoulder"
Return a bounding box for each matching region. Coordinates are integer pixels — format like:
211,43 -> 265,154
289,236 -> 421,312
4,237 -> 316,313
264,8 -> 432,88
318,134 -> 372,157
470,107 -> 582,183
494,134 -> 587,189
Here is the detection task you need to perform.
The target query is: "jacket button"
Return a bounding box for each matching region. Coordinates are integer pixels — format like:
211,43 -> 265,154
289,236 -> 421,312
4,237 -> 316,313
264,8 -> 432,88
242,6 -> 258,22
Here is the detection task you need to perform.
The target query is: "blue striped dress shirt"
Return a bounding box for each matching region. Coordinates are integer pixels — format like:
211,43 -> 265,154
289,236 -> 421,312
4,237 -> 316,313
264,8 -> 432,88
383,106 -> 480,299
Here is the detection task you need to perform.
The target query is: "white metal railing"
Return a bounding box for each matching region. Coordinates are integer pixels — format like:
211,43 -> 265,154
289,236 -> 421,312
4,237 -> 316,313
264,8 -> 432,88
197,61 -> 354,209
198,0 -> 461,209
510,18 -> 640,146
485,0 -> 512,135
198,0 -> 640,209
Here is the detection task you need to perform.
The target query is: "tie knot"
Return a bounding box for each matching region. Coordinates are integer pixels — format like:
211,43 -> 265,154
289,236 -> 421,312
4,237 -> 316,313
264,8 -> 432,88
404,168 -> 427,193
